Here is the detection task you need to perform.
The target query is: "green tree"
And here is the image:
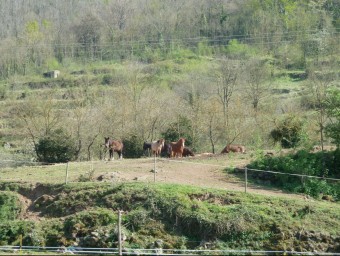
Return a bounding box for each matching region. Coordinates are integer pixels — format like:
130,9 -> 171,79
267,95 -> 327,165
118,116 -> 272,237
324,87 -> 340,148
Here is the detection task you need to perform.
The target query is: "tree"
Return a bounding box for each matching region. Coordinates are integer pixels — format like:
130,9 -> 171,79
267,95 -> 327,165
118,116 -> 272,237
307,66 -> 336,151
73,13 -> 102,59
324,87 -> 340,148
12,91 -> 63,160
243,58 -> 271,113
214,58 -> 240,142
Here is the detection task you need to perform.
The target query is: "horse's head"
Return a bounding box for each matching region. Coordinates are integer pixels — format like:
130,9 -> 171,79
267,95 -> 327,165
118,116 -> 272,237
179,138 -> 185,147
104,137 -> 111,148
159,138 -> 165,147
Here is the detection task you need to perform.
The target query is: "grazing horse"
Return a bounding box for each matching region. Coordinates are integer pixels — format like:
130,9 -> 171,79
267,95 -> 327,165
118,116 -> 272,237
170,138 -> 185,158
104,137 -> 124,160
151,139 -> 165,157
182,147 -> 195,157
221,144 -> 246,154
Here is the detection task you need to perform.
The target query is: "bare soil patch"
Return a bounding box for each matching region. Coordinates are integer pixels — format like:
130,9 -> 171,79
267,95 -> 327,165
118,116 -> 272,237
95,153 -> 304,200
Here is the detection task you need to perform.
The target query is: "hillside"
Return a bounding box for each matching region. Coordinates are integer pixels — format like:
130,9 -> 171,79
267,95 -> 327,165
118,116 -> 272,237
0,179 -> 339,253
0,151 -> 339,253
0,0 -> 339,163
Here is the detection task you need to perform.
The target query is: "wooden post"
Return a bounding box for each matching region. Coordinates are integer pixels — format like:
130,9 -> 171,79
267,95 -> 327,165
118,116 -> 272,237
118,210 -> 122,256
154,155 -> 156,182
65,162 -> 69,184
245,167 -> 248,193
19,234 -> 22,253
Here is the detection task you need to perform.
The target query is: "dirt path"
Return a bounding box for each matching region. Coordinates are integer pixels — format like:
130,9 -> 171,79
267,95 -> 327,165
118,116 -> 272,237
97,154 -> 305,200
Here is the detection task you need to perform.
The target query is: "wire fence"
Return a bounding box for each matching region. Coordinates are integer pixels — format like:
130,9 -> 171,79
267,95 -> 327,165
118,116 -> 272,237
0,156 -> 339,190
0,157 -> 340,199
0,245 -> 339,256
0,156 -> 339,255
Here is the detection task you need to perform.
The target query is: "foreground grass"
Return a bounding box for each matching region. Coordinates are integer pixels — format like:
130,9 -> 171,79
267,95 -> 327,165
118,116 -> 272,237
0,182 -> 339,252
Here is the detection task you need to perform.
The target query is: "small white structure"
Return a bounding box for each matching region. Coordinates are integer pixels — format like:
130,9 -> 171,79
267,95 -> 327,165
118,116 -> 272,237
43,70 -> 60,78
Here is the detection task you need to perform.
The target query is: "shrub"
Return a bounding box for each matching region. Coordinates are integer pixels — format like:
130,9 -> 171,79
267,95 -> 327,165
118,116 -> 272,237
0,192 -> 21,221
248,149 -> 340,200
36,129 -> 77,163
122,134 -> 144,158
270,115 -> 304,148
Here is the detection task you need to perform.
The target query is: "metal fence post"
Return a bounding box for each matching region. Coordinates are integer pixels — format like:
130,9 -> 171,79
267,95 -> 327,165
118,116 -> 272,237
118,210 -> 122,256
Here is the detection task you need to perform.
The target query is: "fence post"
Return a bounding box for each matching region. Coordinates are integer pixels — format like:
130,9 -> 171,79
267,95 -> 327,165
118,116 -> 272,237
19,234 -> 22,252
118,210 -> 122,256
153,155 -> 156,182
65,162 -> 69,184
245,167 -> 248,193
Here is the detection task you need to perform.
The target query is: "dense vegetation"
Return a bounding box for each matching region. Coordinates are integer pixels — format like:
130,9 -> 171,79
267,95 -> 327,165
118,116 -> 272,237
246,149 -> 340,201
0,0 -> 339,163
0,1 -> 339,252
0,182 -> 339,253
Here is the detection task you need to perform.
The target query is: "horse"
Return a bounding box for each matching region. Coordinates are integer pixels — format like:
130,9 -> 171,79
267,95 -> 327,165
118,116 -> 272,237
151,139 -> 165,157
143,142 -> 152,156
170,138 -> 185,158
182,147 -> 195,157
161,143 -> 171,158
221,144 -> 246,154
104,137 -> 124,160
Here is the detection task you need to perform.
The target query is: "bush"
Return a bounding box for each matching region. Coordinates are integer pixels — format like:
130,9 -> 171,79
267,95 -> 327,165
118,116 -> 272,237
122,134 -> 144,158
0,192 -> 21,221
36,129 -> 77,163
248,149 -> 340,200
270,115 -> 304,148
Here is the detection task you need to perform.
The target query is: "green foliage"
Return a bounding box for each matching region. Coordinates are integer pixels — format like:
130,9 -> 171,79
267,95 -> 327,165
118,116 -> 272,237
0,183 -> 339,250
44,58 -> 59,70
36,129 -> 77,163
0,221 -> 36,246
64,208 -> 117,233
324,87 -> 340,147
0,192 -> 21,221
161,116 -> 193,147
270,115 -> 304,148
225,39 -> 256,58
122,134 -> 144,158
248,149 -> 340,200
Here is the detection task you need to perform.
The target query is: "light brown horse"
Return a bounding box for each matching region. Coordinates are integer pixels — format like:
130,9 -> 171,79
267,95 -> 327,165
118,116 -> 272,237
221,144 -> 246,154
104,137 -> 124,160
151,139 -> 165,157
170,138 -> 185,158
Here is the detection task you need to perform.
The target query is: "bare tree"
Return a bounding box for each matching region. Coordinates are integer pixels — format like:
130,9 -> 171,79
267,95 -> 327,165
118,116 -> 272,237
243,58 -> 271,113
215,58 -> 240,140
307,66 -> 336,151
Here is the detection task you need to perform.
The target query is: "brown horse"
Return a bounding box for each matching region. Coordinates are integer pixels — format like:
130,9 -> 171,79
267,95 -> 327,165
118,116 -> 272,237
170,138 -> 185,158
151,139 -> 165,157
104,137 -> 124,160
221,144 -> 246,154
182,147 -> 195,157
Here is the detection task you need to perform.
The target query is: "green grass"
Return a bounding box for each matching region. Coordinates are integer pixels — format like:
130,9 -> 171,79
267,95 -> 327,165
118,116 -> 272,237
0,182 -> 339,251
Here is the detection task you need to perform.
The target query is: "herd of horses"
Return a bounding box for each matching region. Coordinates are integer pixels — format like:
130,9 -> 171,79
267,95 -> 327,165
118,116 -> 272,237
104,137 -> 245,160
